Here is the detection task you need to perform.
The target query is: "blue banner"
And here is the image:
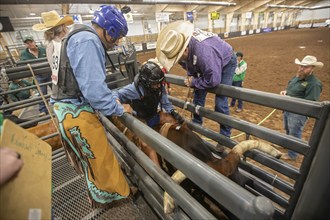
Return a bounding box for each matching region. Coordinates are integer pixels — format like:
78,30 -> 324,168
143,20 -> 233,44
186,12 -> 193,22
262,27 -> 272,33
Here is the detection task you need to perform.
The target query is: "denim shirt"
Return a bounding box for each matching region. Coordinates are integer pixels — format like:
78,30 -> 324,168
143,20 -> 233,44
61,28 -> 124,116
113,82 -> 174,113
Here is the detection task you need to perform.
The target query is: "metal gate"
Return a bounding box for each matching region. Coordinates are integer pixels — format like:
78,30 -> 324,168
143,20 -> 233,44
1,51 -> 329,219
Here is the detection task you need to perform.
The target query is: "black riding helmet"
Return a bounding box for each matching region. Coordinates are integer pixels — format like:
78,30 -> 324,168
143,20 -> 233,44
138,61 -> 165,91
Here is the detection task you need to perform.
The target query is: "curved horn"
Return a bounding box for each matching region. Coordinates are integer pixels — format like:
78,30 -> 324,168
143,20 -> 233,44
159,122 -> 173,137
232,140 -> 282,159
164,170 -> 186,214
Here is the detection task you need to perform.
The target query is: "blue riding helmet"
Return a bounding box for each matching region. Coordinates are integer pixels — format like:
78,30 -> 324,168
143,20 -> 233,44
92,5 -> 128,39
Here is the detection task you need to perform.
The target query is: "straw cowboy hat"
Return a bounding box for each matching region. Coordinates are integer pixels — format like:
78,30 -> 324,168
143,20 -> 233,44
32,10 -> 74,31
295,55 -> 324,68
156,21 -> 194,71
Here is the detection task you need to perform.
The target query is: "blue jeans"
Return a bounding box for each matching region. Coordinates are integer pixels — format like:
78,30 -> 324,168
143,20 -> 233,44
147,113 -> 160,128
192,53 -> 237,137
283,111 -> 308,159
36,75 -> 52,114
230,80 -> 243,109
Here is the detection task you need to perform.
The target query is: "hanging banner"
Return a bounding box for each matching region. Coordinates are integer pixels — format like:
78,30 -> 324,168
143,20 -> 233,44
72,15 -> 83,24
124,12 -> 134,24
134,43 -> 143,52
211,12 -> 220,20
146,42 -> 157,49
186,12 -> 194,22
155,13 -> 170,22
60,15 -> 82,24
246,12 -> 252,19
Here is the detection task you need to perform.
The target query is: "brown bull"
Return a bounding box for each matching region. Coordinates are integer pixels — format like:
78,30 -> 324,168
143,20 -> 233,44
27,120 -> 62,151
110,112 -> 281,217
159,122 -> 282,215
110,112 -> 177,167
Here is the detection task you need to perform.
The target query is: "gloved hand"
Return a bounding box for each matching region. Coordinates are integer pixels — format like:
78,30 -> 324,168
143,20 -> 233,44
170,110 -> 185,124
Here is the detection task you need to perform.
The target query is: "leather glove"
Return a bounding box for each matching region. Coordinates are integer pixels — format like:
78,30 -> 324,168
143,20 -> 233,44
170,110 -> 185,124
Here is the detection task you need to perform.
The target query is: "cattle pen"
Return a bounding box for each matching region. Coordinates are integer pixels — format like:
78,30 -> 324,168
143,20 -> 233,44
1,25 -> 329,220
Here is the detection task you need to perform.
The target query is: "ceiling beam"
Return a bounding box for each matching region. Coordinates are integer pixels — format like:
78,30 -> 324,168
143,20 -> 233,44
219,0 -> 251,14
0,0 -> 236,6
62,4 -> 70,15
254,0 -> 286,13
185,5 -> 200,12
205,0 -> 236,12
272,1 -> 312,13
238,0 -> 273,13
155,4 -> 169,12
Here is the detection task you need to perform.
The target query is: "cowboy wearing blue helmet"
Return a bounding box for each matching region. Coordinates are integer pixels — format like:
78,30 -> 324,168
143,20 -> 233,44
33,6 -> 132,207
92,5 -> 128,46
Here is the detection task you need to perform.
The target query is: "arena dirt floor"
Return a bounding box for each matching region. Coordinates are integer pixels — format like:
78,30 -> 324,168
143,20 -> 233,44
137,27 -> 330,174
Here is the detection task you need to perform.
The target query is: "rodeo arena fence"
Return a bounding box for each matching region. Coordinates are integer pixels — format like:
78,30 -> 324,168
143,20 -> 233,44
0,49 -> 329,220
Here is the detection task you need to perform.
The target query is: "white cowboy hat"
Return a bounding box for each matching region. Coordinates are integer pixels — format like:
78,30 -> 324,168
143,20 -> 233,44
294,55 -> 324,68
32,10 -> 74,31
156,21 -> 194,71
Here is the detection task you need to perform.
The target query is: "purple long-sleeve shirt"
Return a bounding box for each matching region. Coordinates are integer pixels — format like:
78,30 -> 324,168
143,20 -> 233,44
182,35 -> 233,89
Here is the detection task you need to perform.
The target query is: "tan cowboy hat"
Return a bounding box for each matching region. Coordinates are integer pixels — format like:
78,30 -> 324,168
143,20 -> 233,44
156,21 -> 194,71
295,55 -> 324,68
32,10 -> 74,31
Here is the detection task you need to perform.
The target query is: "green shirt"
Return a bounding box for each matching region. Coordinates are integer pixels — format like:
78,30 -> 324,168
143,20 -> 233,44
233,60 -> 247,82
8,80 -> 32,102
20,46 -> 47,61
286,74 -> 322,101
0,113 -> 3,134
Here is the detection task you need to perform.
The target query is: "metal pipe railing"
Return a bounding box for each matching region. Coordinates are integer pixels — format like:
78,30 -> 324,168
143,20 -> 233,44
0,81 -> 51,95
105,113 -> 275,219
166,74 -> 330,219
185,120 -> 301,179
107,132 -> 190,220
0,95 -> 51,110
286,103 -> 330,218
166,74 -> 324,118
19,115 -> 51,127
102,116 -> 217,220
3,100 -> 44,113
170,96 -> 310,157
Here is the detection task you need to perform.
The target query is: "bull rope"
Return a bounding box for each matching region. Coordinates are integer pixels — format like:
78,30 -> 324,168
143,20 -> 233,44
230,108 -> 277,139
27,64 -> 61,135
200,108 -> 277,142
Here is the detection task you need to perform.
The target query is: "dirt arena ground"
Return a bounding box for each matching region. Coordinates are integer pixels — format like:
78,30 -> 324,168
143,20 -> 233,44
137,27 -> 330,169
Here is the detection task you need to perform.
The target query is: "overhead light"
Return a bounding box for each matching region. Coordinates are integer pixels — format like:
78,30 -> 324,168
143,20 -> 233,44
140,1 -> 236,6
29,12 -> 36,16
267,4 -> 313,10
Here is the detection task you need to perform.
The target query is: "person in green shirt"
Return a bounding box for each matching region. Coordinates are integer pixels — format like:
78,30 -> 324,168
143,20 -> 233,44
280,55 -> 323,160
20,35 -> 50,114
20,35 -> 46,61
230,52 -> 247,113
8,79 -> 32,102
